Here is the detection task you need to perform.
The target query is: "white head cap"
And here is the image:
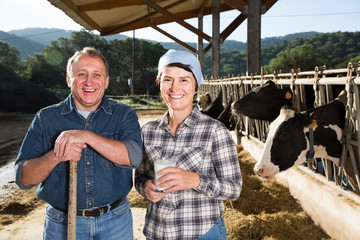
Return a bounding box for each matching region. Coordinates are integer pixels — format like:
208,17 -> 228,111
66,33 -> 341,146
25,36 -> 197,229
157,49 -> 204,87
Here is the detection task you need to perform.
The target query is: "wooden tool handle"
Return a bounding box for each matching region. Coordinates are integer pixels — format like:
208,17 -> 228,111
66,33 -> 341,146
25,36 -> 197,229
68,160 -> 77,240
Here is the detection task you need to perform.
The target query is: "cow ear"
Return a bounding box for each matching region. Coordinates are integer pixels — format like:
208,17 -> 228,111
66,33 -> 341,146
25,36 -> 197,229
306,109 -> 325,128
307,119 -> 317,129
284,88 -> 292,100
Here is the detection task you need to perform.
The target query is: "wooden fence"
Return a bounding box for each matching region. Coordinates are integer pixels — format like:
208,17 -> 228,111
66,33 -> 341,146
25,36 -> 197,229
198,62 -> 360,196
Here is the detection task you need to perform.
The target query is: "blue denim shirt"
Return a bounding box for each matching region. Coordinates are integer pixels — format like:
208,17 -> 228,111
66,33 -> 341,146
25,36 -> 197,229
15,94 -> 142,210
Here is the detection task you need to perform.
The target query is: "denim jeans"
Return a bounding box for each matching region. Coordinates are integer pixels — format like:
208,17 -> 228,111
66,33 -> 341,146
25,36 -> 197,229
197,218 -> 227,240
146,217 -> 226,240
43,198 -> 133,240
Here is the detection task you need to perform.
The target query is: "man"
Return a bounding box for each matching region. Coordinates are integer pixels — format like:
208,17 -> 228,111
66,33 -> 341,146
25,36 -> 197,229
15,47 -> 142,239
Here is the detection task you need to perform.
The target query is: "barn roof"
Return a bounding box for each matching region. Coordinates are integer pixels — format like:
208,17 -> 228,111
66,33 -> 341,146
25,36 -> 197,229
47,0 -> 278,37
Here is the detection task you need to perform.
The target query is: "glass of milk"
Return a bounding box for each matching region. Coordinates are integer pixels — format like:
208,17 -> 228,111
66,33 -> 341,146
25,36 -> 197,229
154,158 -> 176,192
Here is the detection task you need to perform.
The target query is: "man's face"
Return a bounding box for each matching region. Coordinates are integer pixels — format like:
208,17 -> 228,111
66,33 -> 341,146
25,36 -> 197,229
67,55 -> 109,111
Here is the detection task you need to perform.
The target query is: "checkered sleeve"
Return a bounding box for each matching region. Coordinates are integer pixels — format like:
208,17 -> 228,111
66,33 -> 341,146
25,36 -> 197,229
195,125 -> 242,200
134,150 -> 151,198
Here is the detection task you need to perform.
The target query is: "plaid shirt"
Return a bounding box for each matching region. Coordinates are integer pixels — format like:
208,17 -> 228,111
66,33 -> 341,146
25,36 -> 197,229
135,106 -> 242,240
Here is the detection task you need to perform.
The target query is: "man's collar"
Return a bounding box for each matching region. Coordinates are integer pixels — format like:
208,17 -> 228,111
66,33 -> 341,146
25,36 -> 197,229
61,94 -> 112,115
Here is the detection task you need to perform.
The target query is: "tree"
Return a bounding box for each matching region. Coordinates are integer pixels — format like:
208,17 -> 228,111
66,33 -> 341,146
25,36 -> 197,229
0,40 -> 20,72
265,44 -> 323,73
26,53 -> 65,88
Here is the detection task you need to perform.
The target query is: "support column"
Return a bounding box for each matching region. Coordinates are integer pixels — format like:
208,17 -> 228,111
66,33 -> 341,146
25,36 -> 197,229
246,0 -> 261,76
212,0 -> 220,78
197,11 -> 204,70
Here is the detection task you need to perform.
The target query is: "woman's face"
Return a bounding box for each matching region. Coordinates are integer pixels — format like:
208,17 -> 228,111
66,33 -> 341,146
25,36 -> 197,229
160,66 -> 197,113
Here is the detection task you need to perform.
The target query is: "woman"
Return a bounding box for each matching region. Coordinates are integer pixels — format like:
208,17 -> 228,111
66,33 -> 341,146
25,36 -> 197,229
135,49 -> 242,240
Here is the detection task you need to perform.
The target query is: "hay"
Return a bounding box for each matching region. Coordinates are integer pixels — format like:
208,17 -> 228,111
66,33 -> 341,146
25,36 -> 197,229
223,145 -> 332,240
127,190 -> 149,208
128,145 -> 333,239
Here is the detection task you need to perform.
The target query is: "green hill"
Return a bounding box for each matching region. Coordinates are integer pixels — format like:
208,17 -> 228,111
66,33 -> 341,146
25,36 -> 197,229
0,30 -> 45,59
8,28 -> 128,46
2,28 -> 320,60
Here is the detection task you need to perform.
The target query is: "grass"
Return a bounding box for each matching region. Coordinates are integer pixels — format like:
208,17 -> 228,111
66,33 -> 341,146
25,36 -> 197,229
47,88 -> 167,109
114,96 -> 167,109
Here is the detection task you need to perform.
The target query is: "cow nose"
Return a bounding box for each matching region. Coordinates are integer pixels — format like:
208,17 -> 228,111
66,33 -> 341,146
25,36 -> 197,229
255,167 -> 264,176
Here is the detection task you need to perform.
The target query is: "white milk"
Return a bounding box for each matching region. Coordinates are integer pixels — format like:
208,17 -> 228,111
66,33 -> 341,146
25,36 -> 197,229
154,159 -> 176,192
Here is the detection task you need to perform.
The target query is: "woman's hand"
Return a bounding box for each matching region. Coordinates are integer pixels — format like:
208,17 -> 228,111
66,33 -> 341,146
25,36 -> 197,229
156,167 -> 201,193
144,179 -> 166,203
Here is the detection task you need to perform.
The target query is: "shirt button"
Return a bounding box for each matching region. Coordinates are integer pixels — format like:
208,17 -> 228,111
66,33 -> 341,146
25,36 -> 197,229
87,181 -> 91,185
86,123 -> 90,127
86,161 -> 90,165
88,202 -> 92,206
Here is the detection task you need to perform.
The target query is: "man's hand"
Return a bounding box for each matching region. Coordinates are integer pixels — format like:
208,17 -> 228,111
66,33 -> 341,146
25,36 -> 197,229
54,130 -> 87,161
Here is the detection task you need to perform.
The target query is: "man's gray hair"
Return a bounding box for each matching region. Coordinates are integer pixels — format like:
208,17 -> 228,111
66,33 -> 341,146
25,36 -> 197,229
66,47 -> 109,78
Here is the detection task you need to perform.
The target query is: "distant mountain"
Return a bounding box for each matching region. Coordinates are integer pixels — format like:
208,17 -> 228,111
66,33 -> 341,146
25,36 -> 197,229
261,31 -> 320,47
9,28 -> 128,46
158,32 -> 320,52
0,30 -> 45,59
8,28 -> 73,46
2,27 -> 321,59
160,39 -> 248,53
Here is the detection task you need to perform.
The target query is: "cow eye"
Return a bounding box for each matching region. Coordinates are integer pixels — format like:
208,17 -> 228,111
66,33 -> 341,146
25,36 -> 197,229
278,133 -> 286,140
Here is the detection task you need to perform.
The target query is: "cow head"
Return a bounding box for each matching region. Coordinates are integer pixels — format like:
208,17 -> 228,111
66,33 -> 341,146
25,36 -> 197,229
198,92 -> 212,111
232,81 -> 292,121
254,92 -> 346,178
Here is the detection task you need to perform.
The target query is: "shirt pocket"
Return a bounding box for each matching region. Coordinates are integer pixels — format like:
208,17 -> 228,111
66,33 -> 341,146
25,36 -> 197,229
143,146 -> 163,176
144,145 -> 163,163
48,136 -> 67,170
177,147 -> 206,173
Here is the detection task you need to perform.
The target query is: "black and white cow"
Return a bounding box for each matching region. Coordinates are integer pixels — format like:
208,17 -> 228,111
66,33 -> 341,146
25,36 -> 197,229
201,88 -> 224,119
198,92 -> 212,111
217,95 -> 236,131
232,81 -> 293,122
200,89 -> 236,131
254,90 -> 347,178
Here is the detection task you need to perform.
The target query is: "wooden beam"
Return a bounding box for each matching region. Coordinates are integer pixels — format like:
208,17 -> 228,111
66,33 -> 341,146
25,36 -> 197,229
101,3 -> 233,35
212,0 -> 220,77
246,0 -> 261,75
203,13 -> 247,52
197,8 -> 204,68
223,0 -> 246,13
57,0 -> 102,31
262,0 -> 278,12
144,0 -> 212,42
148,22 -> 197,53
102,0 -> 184,35
220,13 -> 247,42
78,0 -> 163,11
199,0 -> 210,12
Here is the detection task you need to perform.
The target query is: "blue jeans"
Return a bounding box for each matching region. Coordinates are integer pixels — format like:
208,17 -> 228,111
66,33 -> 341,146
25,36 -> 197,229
43,198 -> 133,240
146,217 -> 226,240
197,218 -> 227,240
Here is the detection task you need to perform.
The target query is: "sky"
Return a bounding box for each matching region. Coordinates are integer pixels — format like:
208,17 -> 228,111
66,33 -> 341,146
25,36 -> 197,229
0,0 -> 360,43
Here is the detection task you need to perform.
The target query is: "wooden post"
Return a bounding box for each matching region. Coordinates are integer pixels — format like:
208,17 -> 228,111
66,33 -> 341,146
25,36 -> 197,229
246,0 -> 262,76
212,0 -> 220,77
68,160 -> 77,240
